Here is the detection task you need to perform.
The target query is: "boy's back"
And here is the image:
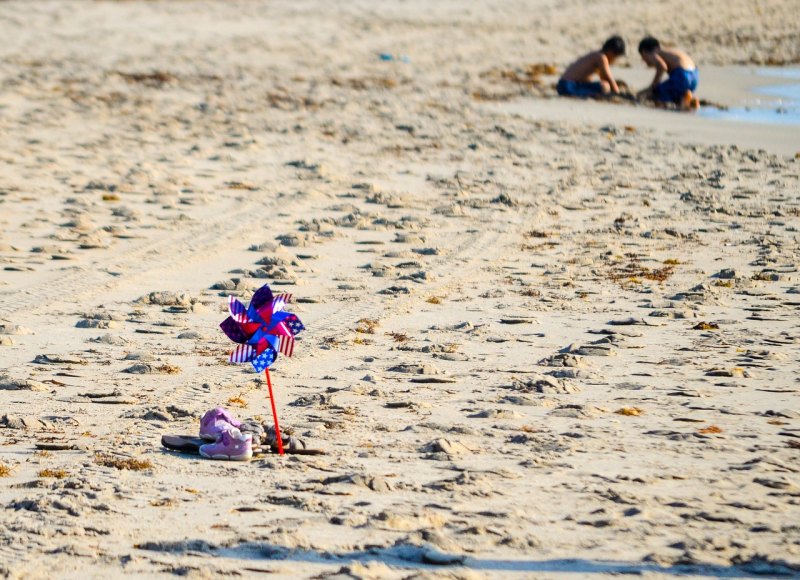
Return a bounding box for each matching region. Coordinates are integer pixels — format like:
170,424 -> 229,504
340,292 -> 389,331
655,47 -> 695,72
560,51 -> 605,83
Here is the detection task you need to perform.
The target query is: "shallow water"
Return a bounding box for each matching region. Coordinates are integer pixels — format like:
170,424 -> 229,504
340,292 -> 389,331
698,67 -> 800,125
699,105 -> 800,125
756,68 -> 800,81
758,83 -> 800,101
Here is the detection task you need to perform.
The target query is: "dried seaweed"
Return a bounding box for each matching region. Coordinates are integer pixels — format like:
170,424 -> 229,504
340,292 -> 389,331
94,453 -> 153,471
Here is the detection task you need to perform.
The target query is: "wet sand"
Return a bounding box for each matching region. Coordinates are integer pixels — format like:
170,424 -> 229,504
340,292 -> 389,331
1,1 -> 799,578
500,102 -> 799,157
502,66 -> 800,156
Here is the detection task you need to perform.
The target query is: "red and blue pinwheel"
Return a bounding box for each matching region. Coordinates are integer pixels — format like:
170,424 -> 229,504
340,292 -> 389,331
219,283 -> 305,455
220,284 -> 304,372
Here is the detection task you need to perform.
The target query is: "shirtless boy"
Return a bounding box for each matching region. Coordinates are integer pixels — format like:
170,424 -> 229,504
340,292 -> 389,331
637,37 -> 699,110
557,36 -> 626,98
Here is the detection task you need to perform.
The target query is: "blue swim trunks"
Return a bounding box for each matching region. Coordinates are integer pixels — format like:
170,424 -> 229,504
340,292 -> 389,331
654,68 -> 698,104
557,79 -> 604,98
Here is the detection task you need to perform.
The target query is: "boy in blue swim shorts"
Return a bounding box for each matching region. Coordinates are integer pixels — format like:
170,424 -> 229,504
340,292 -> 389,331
557,36 -> 626,99
637,37 -> 699,110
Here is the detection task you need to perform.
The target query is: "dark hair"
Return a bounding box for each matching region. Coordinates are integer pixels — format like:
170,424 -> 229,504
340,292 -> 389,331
602,36 -> 626,56
638,36 -> 660,53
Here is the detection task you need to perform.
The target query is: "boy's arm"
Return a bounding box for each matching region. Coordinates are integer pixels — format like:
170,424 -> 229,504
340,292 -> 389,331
648,54 -> 668,89
598,54 -> 620,94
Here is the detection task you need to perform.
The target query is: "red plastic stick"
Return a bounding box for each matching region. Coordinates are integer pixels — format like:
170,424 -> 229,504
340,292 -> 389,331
265,369 -> 284,455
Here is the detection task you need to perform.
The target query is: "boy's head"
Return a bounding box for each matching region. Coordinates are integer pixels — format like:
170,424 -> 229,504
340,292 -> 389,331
602,36 -> 626,63
638,36 -> 660,64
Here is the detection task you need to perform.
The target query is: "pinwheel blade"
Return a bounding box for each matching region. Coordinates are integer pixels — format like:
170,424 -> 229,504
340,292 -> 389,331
240,321 -> 261,336
229,296 -> 250,324
229,344 -> 256,364
220,316 -> 249,344
251,346 -> 277,372
268,312 -> 292,336
285,314 -> 304,336
278,335 -> 295,357
254,334 -> 278,355
272,293 -> 292,312
250,285 -> 274,312
268,312 -> 304,337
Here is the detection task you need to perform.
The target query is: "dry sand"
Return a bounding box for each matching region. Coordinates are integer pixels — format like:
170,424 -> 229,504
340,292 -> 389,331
1,1 -> 799,578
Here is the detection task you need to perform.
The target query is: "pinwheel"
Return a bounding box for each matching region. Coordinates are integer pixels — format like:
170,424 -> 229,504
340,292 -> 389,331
220,284 -> 304,455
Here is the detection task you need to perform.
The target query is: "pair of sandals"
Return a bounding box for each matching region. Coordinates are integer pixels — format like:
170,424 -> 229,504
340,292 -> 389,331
161,407 -> 322,459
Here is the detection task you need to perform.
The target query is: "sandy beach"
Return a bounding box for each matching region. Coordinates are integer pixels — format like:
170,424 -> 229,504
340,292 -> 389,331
1,1 -> 799,578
